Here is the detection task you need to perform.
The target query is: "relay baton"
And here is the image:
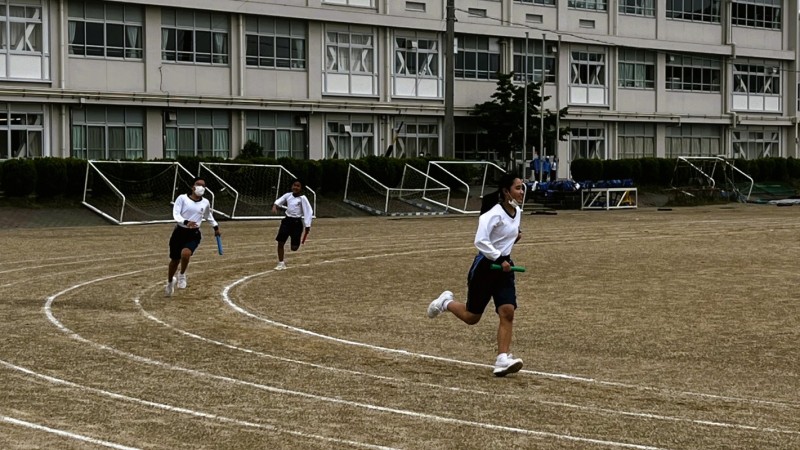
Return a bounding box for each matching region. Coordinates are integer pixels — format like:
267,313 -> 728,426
301,229 -> 309,245
490,264 -> 525,272
216,235 -> 224,255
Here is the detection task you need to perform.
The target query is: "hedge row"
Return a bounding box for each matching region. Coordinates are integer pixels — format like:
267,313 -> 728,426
3,156 -> 800,199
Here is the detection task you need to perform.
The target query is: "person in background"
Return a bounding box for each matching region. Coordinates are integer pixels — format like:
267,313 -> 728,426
530,153 -> 541,182
271,179 -> 313,270
550,155 -> 558,181
166,177 -> 220,297
542,155 -> 551,182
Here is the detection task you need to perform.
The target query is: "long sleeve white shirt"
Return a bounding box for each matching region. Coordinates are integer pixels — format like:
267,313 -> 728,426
474,203 -> 521,261
274,193 -> 313,228
173,194 -> 218,229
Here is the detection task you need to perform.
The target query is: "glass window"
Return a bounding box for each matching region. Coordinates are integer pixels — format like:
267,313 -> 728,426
619,0 -> 655,16
667,0 -> 721,23
245,16 -> 306,69
569,123 -> 605,160
394,118 -> 438,158
161,8 -> 228,65
0,104 -> 44,159
732,127 -> 780,159
568,0 -> 607,11
666,124 -> 721,158
618,123 -> 655,159
731,0 -> 780,29
665,53 -> 721,92
68,1 -> 143,59
245,111 -> 307,159
733,61 -> 780,95
570,51 -> 605,86
395,36 -> 439,77
164,109 -> 229,158
326,116 -> 374,159
516,0 -> 555,5
513,39 -> 556,83
455,34 -> 500,80
71,106 -> 144,159
322,0 -> 374,6
618,48 -> 655,89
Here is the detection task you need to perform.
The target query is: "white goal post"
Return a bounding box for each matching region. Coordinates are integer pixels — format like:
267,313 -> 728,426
343,163 -> 449,216
425,161 -> 510,214
197,162 -> 316,220
83,160 -> 206,225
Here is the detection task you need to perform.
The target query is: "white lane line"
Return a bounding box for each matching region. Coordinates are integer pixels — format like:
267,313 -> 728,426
137,293 -> 800,436
0,361 -> 395,450
44,275 -> 666,450
1,415 -> 141,450
222,265 -> 800,409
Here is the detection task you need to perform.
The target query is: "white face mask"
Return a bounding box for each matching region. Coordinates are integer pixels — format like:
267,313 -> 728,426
194,185 -> 206,196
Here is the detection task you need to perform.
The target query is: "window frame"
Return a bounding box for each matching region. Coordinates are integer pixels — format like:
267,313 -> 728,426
164,109 -> 230,159
71,106 -> 145,160
731,0 -> 781,30
568,0 -> 607,12
618,48 -> 655,89
245,111 -> 307,159
569,123 -> 606,160
665,53 -> 721,93
395,119 -> 439,158
455,34 -> 500,81
665,124 -> 721,158
161,8 -> 229,65
325,116 -> 374,159
732,127 -> 780,159
513,39 -> 557,84
68,1 -> 143,60
619,0 -> 655,16
0,104 -> 44,159
666,0 -> 721,23
617,123 -> 655,159
245,16 -> 306,70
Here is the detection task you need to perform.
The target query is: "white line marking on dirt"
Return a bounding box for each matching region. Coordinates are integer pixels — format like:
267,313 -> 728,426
138,293 -> 800,436
0,415 -> 140,450
221,260 -> 800,410
43,275 -> 666,450
0,360 -> 396,450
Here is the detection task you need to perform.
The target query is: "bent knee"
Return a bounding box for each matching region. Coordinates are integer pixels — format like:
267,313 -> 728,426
290,245 -> 300,251
464,315 -> 482,325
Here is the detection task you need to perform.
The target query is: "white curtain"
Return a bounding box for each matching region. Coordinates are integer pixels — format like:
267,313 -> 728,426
212,33 -> 227,64
126,26 -> 141,58
126,127 -> 144,159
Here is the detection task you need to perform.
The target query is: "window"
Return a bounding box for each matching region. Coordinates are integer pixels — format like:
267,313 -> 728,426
455,35 -> 500,80
324,26 -> 377,95
245,111 -> 306,159
619,0 -> 654,16
732,127 -> 779,159
0,0 -> 48,80
161,8 -> 229,64
579,19 -> 595,28
326,117 -> 374,159
0,104 -> 43,159
71,106 -> 144,160
568,0 -> 607,11
322,0 -> 373,6
164,109 -> 229,159
569,124 -> 605,160
68,1 -> 143,59
569,48 -> 607,105
395,119 -> 438,158
618,123 -> 655,159
667,0 -> 721,23
467,8 -> 487,17
245,16 -> 305,69
526,14 -> 544,23
513,39 -> 556,83
666,124 -> 720,158
665,54 -> 721,92
406,2 -> 426,12
732,60 -> 781,112
394,32 -> 441,98
732,0 -> 781,29
517,0 -> 556,6
618,48 -> 654,89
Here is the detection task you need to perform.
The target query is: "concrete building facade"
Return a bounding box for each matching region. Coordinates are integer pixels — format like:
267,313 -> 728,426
0,0 -> 796,179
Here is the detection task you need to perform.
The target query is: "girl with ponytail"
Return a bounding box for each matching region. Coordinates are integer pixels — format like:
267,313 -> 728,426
427,173 -> 527,377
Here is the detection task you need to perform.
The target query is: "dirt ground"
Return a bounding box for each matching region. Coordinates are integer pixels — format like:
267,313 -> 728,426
0,203 -> 798,449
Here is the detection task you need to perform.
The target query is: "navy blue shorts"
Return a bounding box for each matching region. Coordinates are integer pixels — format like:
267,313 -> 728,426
466,253 -> 517,315
169,226 -> 201,260
276,217 -> 303,247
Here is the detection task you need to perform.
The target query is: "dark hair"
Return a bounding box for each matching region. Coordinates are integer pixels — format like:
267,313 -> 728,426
291,178 -> 304,189
480,173 -> 519,215
193,177 -> 205,185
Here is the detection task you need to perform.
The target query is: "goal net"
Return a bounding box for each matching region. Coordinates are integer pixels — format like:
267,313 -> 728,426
425,161 -> 509,213
197,162 -> 316,219
83,161 -> 202,225
670,156 -> 753,203
343,164 -> 449,216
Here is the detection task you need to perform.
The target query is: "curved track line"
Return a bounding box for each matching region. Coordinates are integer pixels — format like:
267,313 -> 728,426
0,361 -> 394,450
0,415 -> 140,450
137,289 -> 800,436
43,274 -> 667,450
222,262 -> 800,409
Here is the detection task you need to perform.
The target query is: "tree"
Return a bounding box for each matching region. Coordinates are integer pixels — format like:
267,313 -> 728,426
471,72 -> 568,166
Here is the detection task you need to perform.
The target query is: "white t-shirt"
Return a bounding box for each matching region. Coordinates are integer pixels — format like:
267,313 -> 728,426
274,193 -> 313,228
474,203 -> 521,261
173,194 -> 218,229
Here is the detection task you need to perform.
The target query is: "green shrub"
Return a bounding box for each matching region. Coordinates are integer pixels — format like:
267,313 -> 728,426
570,158 -> 603,181
1,158 -> 36,197
65,158 -> 88,197
33,157 -> 68,199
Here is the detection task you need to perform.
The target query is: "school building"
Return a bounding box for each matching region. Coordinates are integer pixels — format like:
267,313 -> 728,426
0,0 -> 797,179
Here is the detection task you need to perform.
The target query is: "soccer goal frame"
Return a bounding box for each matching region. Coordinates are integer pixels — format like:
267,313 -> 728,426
425,160 -> 509,214
82,160 -> 206,225
343,164 -> 449,216
671,156 -> 753,202
197,162 -> 316,220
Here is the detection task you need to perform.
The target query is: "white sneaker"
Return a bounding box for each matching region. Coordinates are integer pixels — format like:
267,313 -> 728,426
493,353 -> 523,377
427,291 -> 453,318
274,261 -> 287,271
164,277 -> 176,297
177,273 -> 187,289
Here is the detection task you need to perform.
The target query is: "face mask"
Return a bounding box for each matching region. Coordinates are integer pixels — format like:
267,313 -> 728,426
194,185 -> 206,196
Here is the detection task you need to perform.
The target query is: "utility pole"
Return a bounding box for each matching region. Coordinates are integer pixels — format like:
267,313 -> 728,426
444,0 -> 455,158
522,32 -> 528,179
